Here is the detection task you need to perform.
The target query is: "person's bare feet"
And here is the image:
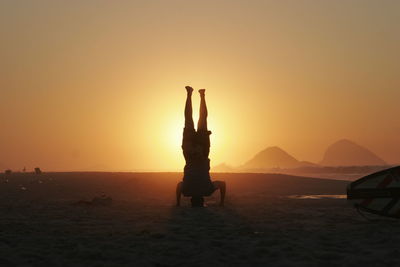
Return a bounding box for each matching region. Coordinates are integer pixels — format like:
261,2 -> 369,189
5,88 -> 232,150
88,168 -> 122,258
199,89 -> 205,96
185,86 -> 193,94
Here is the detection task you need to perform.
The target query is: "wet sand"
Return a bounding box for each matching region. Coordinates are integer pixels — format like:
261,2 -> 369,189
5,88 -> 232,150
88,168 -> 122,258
0,172 -> 399,266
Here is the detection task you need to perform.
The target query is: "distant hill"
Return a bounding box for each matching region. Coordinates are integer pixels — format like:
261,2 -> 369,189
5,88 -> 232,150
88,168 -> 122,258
240,146 -> 314,171
320,139 -> 387,166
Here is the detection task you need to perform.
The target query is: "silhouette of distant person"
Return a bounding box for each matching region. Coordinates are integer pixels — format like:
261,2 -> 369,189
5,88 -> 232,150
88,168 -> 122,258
176,86 -> 226,207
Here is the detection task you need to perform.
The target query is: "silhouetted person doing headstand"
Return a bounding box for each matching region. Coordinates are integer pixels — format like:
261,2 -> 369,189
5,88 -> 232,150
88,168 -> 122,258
176,86 -> 226,207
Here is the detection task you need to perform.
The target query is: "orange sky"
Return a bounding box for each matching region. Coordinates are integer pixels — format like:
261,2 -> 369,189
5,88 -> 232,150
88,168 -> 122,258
1,0 -> 399,171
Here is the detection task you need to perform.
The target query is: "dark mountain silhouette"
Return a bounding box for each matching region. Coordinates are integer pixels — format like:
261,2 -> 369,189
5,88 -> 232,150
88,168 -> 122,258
213,140 -> 388,174
320,139 -> 387,166
240,146 -> 313,170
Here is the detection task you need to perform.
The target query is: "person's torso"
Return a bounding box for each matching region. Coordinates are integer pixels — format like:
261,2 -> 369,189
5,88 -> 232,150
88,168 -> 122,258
184,158 -> 210,178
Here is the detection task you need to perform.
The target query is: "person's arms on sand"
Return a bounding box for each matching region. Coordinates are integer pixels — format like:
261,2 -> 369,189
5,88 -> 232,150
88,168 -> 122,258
176,182 -> 182,206
213,181 -> 226,206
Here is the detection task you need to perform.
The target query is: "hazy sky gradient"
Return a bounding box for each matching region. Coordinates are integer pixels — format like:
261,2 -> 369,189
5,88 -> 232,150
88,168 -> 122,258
1,0 -> 399,171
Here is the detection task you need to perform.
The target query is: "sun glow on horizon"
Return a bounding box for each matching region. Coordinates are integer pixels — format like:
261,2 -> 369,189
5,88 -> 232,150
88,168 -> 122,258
159,103 -> 225,171
1,1 -> 399,171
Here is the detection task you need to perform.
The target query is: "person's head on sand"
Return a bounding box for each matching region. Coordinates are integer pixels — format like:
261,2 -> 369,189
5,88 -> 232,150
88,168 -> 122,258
191,196 -> 205,207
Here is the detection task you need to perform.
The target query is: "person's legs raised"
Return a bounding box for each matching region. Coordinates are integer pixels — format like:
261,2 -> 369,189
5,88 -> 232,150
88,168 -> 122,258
182,86 -> 196,157
197,89 -> 211,157
185,86 -> 194,130
197,89 -> 208,131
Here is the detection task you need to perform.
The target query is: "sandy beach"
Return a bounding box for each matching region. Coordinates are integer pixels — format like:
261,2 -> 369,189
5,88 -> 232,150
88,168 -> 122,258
0,172 -> 399,267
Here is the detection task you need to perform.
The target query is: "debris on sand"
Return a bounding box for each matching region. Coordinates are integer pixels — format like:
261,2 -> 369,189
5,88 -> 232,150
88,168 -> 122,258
72,194 -> 112,207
